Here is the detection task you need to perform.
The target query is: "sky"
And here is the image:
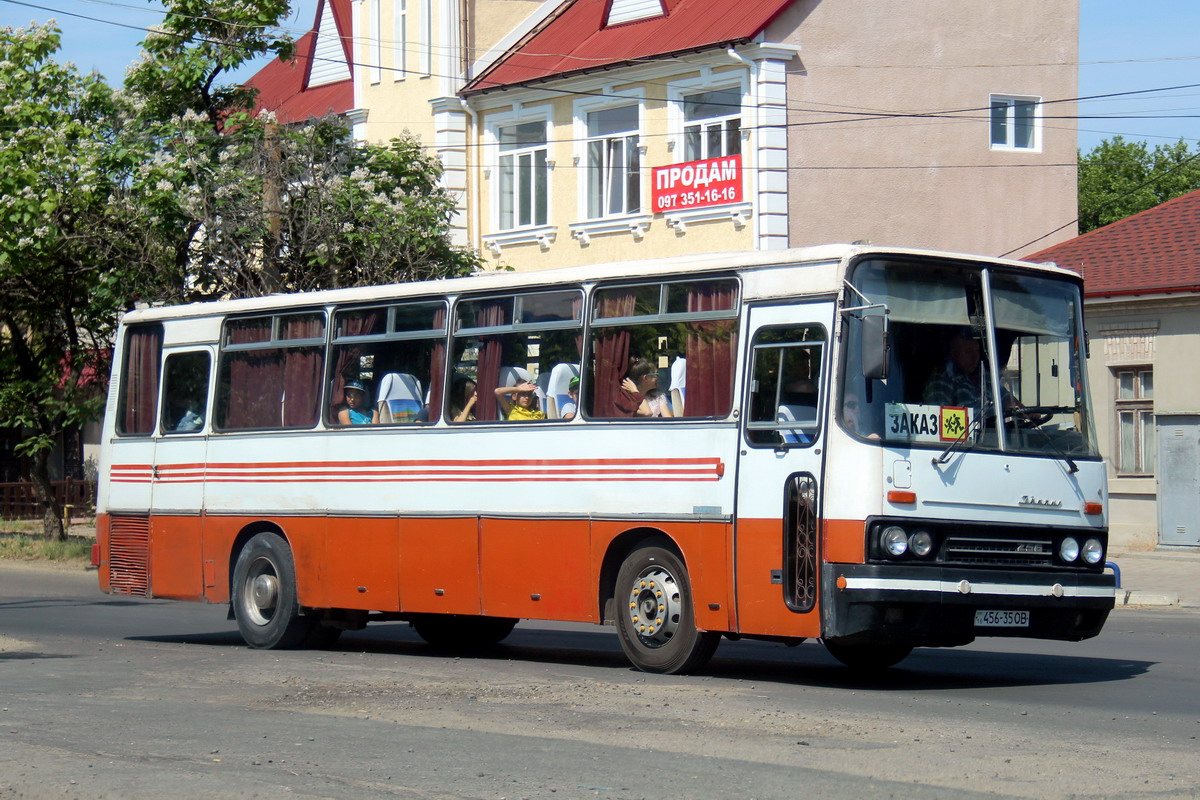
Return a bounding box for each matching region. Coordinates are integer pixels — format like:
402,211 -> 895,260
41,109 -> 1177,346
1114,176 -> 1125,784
1,0 -> 1199,152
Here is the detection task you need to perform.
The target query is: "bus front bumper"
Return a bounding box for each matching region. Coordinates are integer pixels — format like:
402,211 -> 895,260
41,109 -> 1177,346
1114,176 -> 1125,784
821,564 -> 1116,647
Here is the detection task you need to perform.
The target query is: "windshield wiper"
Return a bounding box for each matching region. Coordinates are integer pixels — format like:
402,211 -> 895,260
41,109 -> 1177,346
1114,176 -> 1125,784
932,412 -> 983,466
1013,406 -> 1079,474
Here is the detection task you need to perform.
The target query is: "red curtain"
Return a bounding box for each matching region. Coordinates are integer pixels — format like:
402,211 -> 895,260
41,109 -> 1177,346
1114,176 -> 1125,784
427,306 -> 447,420
591,290 -> 635,417
121,325 -> 162,434
685,282 -> 738,417
281,316 -> 325,427
473,301 -> 507,420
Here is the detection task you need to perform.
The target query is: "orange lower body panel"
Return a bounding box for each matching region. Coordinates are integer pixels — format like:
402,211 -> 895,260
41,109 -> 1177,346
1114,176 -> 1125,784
96,512 -> 866,638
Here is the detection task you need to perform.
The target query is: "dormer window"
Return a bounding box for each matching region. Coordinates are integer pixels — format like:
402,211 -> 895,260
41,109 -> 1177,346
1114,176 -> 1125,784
605,0 -> 666,27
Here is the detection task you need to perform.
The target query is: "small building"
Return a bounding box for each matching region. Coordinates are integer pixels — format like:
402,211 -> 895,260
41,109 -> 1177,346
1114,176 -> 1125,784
1026,188 -> 1200,550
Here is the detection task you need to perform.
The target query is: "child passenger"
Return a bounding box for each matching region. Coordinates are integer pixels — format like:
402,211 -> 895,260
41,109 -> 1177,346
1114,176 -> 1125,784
495,380 -> 546,421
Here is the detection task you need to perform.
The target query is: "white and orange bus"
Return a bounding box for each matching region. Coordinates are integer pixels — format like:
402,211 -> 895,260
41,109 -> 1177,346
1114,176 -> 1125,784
96,244 -> 1115,673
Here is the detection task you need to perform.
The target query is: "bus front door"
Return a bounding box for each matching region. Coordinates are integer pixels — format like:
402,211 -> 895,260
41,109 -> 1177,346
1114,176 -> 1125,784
733,302 -> 832,639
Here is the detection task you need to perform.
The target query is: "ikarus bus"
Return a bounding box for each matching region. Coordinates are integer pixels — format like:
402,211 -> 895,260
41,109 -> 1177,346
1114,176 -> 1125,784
95,244 -> 1114,673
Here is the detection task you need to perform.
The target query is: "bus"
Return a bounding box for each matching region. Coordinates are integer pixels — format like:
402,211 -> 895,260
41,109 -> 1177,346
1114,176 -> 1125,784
95,244 -> 1115,673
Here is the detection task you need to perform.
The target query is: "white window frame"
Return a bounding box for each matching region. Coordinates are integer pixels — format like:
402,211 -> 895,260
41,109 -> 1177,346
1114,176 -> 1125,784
989,93 -> 1041,152
393,0 -> 407,81
573,92 -> 645,226
669,78 -> 747,162
483,107 -> 556,253
368,0 -> 382,84
419,0 -> 432,76
1114,366 -> 1154,476
490,111 -> 552,233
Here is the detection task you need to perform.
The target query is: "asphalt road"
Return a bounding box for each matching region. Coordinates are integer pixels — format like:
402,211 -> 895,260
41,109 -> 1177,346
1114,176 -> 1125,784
1,563 -> 1198,799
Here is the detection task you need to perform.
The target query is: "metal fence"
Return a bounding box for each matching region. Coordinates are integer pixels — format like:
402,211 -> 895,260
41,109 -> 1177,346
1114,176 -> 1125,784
0,479 -> 95,520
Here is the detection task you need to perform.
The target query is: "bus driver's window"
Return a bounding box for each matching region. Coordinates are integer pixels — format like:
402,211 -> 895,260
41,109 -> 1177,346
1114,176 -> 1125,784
746,326 -> 825,447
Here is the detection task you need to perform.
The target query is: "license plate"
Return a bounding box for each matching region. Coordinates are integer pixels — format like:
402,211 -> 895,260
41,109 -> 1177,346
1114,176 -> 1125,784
974,609 -> 1030,627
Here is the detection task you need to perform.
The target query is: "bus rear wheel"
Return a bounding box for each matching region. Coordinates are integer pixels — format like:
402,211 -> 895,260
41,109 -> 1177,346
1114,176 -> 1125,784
823,640 -> 913,670
411,615 -> 518,649
232,532 -> 315,649
615,541 -> 719,675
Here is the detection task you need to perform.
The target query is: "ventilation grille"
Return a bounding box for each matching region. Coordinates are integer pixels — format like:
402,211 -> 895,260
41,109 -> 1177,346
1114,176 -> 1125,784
109,514 -> 150,596
942,536 -> 1053,567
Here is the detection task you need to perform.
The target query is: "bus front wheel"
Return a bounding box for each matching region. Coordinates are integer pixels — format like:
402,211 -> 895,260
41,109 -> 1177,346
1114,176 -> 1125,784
615,541 -> 719,675
232,532 -> 314,649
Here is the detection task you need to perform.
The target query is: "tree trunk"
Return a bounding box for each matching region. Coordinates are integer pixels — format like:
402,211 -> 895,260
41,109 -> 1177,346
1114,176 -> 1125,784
30,450 -> 65,541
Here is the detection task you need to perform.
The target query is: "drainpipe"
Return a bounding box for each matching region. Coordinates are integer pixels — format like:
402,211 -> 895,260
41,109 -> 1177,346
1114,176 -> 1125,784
728,47 -> 760,247
460,98 -> 479,261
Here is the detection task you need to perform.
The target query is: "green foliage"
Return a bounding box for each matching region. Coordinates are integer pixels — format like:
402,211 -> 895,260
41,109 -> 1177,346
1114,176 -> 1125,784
1078,136 -> 1200,232
0,532 -> 94,563
1,8 -> 481,537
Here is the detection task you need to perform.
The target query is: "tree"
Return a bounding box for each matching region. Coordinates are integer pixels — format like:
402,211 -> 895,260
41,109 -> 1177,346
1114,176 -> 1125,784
0,23 -> 144,539
1078,136 -> 1200,233
124,0 -> 481,301
1,7 -> 480,538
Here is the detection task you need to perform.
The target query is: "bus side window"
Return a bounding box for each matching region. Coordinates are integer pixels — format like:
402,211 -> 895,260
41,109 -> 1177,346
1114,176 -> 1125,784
161,351 -> 211,434
588,278 -> 739,419
745,326 -> 825,447
451,290 -> 582,423
115,323 -> 163,436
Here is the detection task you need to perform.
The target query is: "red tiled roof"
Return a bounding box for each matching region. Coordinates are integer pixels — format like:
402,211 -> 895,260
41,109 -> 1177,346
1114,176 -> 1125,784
465,0 -> 794,93
1025,189 -> 1200,298
246,0 -> 353,124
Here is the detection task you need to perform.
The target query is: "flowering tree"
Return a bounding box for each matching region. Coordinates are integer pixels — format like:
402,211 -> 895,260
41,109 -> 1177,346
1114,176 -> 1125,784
1,9 -> 480,537
0,23 -> 145,538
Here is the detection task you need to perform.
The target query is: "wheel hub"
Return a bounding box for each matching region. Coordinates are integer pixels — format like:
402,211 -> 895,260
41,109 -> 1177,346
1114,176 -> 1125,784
626,566 -> 681,648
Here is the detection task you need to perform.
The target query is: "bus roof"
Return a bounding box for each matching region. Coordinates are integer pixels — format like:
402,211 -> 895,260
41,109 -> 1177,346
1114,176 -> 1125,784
118,243 -> 1080,325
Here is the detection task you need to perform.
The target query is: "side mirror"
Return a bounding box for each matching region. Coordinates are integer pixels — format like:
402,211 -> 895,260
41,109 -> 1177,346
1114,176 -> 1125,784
861,314 -> 889,380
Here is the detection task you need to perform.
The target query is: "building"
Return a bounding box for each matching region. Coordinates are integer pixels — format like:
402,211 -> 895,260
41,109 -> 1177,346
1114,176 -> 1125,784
1026,189 -> 1200,551
247,0 -> 355,123
343,0 -> 1079,269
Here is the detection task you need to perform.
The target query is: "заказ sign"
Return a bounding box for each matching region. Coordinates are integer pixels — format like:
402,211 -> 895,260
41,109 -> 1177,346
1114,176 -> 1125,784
652,155 -> 742,212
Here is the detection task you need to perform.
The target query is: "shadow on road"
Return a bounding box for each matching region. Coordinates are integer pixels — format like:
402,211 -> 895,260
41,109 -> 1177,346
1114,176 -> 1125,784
127,620 -> 1154,691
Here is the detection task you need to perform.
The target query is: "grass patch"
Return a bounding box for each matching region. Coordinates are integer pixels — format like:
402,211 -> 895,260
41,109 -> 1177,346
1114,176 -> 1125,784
0,533 -> 94,563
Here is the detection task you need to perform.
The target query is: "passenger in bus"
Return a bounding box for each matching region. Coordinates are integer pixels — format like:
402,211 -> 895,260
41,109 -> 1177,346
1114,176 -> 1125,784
336,380 -> 378,425
495,381 -> 546,421
620,358 -> 673,418
560,377 -> 580,420
449,377 -> 478,422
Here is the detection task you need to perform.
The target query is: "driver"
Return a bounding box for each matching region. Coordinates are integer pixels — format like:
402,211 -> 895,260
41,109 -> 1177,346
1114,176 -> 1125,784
923,327 -> 1047,426
923,326 -> 997,408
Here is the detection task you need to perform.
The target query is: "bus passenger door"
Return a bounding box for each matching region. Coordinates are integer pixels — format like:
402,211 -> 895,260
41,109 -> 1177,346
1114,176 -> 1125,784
734,303 -> 832,639
148,348 -> 213,600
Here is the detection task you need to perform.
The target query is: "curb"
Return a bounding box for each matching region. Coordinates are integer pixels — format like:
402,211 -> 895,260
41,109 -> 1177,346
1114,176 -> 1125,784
1115,589 -> 1178,607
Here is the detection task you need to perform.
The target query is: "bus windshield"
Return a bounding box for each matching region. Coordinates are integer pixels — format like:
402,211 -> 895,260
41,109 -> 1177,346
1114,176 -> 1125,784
841,257 -> 1098,459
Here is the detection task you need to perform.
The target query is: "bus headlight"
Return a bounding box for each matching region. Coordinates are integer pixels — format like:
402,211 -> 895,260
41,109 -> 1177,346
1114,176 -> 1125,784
1059,537 -> 1080,563
1081,538 -> 1104,565
909,530 -> 935,558
881,526 -> 908,557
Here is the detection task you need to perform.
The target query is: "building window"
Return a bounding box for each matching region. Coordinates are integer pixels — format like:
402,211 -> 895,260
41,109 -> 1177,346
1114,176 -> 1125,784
682,88 -> 741,161
1114,367 -> 1154,475
498,121 -> 548,230
586,104 -> 640,218
990,95 -> 1039,150
393,0 -> 407,81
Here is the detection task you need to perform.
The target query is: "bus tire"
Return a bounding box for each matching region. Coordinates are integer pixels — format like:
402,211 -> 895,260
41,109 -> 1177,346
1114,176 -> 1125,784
615,541 -> 719,675
823,640 -> 913,670
411,615 -> 518,649
232,532 -> 315,649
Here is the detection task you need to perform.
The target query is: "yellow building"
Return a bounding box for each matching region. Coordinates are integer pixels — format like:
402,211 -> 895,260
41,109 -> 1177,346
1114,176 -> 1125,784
342,0 -> 1078,271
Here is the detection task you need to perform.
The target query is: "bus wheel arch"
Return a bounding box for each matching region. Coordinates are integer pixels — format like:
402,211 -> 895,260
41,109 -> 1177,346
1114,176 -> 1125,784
599,528 -> 678,624
230,526 -> 315,649
605,531 -> 720,675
